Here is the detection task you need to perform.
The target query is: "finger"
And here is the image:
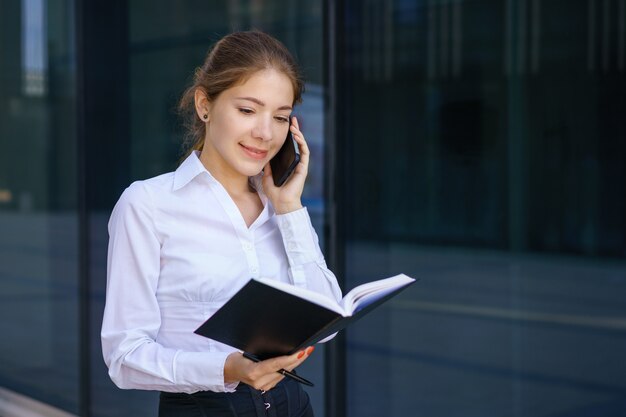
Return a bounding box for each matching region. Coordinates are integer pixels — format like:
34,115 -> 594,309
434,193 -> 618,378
262,161 -> 273,182
289,128 -> 309,174
284,346 -> 315,371
263,351 -> 301,372
255,347 -> 315,390
244,358 -> 286,389
290,123 -> 307,153
261,162 -> 276,191
262,374 -> 285,391
260,349 -> 305,374
255,371 -> 284,391
253,374 -> 283,392
275,346 -> 315,373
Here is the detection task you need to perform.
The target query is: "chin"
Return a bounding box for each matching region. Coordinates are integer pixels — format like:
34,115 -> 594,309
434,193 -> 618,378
238,162 -> 266,178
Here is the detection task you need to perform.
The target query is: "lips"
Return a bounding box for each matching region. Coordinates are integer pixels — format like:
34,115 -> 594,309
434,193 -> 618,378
240,143 -> 268,160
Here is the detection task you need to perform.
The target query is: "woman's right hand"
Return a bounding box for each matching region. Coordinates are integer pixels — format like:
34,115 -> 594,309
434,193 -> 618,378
224,347 -> 314,391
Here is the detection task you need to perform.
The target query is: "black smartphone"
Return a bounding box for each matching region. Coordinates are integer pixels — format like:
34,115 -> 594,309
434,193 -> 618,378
270,118 -> 301,187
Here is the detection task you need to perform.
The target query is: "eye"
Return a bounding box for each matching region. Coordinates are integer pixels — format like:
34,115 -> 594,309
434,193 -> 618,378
275,116 -> 290,123
238,108 -> 254,115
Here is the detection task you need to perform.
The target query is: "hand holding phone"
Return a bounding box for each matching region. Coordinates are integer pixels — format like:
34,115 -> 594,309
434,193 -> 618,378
270,117 -> 301,187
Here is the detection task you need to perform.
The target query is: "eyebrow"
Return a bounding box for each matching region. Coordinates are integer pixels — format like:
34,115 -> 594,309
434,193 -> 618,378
236,96 -> 292,111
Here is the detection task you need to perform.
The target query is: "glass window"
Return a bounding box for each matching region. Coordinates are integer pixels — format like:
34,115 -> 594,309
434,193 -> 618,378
0,0 -> 79,413
89,2 -> 329,416
337,0 -> 626,415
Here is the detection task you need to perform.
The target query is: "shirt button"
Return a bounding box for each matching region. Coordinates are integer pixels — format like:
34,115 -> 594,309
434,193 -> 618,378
243,242 -> 252,251
251,266 -> 259,274
288,242 -> 298,250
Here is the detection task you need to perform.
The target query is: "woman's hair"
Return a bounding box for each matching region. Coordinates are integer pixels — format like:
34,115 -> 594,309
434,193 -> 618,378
178,30 -> 305,157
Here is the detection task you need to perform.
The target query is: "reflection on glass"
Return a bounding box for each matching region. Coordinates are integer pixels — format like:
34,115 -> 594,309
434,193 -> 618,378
21,0 -> 47,96
0,0 -> 79,413
339,1 -> 626,416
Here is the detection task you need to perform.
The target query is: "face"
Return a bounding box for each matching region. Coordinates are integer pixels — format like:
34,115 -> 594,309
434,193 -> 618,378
197,69 -> 294,182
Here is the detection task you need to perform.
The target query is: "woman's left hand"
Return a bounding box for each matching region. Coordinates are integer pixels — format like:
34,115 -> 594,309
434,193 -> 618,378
262,116 -> 309,214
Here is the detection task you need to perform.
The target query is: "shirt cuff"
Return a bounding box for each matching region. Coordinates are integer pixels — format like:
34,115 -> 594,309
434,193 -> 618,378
275,207 -> 321,267
175,350 -> 239,393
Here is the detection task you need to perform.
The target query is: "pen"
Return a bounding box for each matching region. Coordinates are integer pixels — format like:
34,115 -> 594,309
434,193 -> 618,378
242,352 -> 314,387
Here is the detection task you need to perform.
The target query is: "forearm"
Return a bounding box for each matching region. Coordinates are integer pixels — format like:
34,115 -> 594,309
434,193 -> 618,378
275,207 -> 343,302
102,334 -> 236,393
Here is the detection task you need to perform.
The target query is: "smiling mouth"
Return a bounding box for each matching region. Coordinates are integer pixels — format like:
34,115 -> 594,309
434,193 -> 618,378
240,144 -> 268,160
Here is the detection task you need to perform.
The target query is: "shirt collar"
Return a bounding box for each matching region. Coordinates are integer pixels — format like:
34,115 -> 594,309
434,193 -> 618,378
173,150 -> 211,191
172,150 -> 267,201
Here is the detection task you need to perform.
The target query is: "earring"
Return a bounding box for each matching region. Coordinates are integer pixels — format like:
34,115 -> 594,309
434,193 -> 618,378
203,114 -> 208,120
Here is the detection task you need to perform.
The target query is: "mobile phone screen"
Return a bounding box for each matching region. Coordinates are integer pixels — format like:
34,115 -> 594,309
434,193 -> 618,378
270,122 -> 301,187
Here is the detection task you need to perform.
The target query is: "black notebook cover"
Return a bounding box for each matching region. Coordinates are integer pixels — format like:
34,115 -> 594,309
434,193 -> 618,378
194,278 -> 415,360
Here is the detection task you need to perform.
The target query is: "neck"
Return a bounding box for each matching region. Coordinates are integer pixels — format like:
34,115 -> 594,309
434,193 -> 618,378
198,149 -> 253,196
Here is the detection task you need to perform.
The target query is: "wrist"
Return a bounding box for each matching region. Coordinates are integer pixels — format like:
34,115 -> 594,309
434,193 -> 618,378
224,352 -> 243,384
274,202 -> 303,215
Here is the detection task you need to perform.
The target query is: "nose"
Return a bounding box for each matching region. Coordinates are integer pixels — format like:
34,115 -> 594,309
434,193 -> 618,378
251,116 -> 272,141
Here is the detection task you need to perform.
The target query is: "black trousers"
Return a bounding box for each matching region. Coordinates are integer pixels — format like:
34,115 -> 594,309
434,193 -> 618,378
158,378 -> 315,417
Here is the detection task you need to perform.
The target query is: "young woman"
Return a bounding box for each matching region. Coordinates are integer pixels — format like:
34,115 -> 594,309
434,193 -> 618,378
101,31 -> 342,417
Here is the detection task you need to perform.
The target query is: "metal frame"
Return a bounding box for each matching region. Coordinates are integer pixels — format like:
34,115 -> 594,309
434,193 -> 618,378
323,1 -> 347,417
75,2 -> 130,415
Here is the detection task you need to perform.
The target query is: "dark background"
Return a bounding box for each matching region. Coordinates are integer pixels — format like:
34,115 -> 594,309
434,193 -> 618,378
0,1 -> 624,416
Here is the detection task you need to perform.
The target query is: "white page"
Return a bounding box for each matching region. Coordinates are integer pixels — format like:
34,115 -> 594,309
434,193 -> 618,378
258,273 -> 415,317
257,278 -> 346,315
341,274 -> 415,313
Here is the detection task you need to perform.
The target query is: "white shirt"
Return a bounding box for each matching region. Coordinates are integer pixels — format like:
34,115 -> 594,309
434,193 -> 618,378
101,151 -> 342,394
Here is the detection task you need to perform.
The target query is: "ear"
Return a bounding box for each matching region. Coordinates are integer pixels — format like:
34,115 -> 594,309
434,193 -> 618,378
194,88 -> 211,122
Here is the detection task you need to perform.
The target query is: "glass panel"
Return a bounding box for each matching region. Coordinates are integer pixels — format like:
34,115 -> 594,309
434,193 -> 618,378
339,0 -> 626,416
0,0 -> 79,413
90,1 -> 328,416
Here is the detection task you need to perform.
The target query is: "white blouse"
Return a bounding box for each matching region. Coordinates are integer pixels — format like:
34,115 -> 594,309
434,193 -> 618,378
101,151 -> 342,394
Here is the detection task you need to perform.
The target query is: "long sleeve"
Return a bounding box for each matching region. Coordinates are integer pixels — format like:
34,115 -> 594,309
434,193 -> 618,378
101,183 -> 237,393
275,207 -> 343,303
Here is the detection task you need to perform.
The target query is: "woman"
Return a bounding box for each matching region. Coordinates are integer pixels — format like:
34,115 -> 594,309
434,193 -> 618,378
101,31 -> 342,417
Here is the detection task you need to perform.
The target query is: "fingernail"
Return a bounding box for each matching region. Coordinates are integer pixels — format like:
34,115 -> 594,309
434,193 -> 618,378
306,346 -> 315,355
297,351 -> 305,359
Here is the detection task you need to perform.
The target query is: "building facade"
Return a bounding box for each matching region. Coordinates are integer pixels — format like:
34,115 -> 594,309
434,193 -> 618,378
0,1 -> 625,416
